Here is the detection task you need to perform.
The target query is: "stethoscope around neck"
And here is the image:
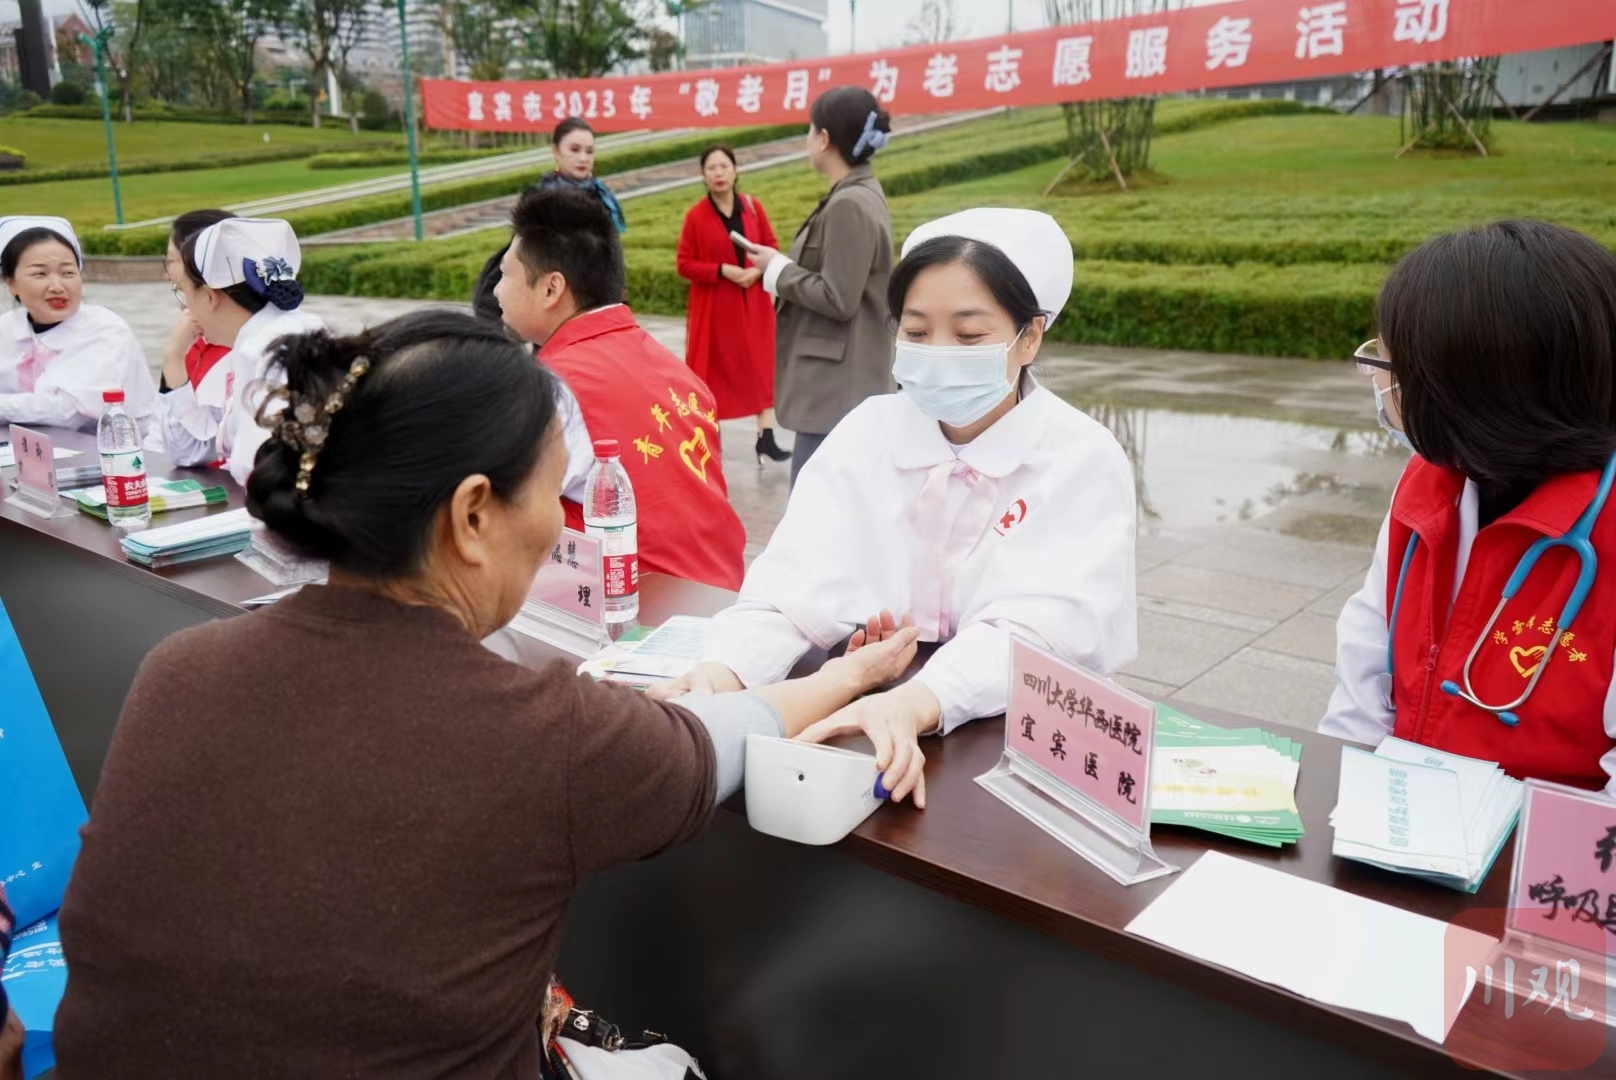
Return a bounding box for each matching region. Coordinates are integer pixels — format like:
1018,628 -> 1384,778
1387,451 -> 1616,728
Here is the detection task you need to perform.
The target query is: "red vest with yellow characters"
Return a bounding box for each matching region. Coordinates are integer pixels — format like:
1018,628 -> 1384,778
1386,455 -> 1616,789
541,305 -> 747,592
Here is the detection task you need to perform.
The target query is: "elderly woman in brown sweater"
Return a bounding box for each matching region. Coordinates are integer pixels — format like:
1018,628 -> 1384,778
51,310 -> 919,1078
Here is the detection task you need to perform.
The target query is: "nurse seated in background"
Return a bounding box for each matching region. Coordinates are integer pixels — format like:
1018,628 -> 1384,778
659,208 -> 1139,806
160,216 -> 324,485
0,215 -> 156,433
1322,220 -> 1616,792
157,209 -> 234,395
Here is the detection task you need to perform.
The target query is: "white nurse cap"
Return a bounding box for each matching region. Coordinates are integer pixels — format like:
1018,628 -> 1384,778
193,217 -> 302,292
901,208 -> 1074,327
0,215 -> 82,266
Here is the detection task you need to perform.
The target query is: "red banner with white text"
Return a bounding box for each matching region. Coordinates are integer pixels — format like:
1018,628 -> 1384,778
422,0 -> 1615,133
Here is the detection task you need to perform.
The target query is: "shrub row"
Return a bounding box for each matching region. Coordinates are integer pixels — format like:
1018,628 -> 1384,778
13,104 -> 316,125
297,238 -> 1381,359
306,147 -> 512,169
0,141 -> 395,187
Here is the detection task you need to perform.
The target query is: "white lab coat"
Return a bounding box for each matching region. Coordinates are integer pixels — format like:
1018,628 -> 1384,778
215,305 -> 327,487
0,303 -> 156,435
1321,482 -> 1616,792
705,386 -> 1139,733
154,340 -> 235,467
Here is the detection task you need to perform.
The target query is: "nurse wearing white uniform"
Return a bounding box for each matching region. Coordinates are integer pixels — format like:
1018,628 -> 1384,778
0,215 -> 156,433
659,209 -> 1138,806
163,217 -> 325,485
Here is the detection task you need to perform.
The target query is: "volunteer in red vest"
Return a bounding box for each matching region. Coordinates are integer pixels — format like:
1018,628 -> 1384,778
494,185 -> 746,591
1322,220 -> 1616,792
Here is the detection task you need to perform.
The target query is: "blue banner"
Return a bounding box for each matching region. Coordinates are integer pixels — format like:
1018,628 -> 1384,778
0,599 -> 88,928
2,915 -> 66,1078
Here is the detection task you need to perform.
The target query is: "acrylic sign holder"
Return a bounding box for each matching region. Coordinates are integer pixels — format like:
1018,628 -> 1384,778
976,638 -> 1177,887
1486,778 -> 1616,1026
4,425 -> 72,520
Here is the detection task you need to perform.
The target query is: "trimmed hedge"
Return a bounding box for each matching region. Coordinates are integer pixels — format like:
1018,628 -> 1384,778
297,240 -> 1381,359
14,104 -> 315,125
0,141 -> 395,187
307,147 -> 512,169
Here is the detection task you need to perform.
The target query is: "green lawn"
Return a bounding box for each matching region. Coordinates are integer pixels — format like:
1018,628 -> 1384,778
0,158 -> 407,226
0,116 -> 391,171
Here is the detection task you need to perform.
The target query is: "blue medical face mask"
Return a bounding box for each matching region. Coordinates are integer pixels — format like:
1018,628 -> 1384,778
892,331 -> 1022,427
1374,380 -> 1413,452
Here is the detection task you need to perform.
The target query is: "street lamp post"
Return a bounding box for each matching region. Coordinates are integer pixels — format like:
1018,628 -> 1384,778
849,0 -> 856,53
80,27 -> 123,226
396,0 -> 424,241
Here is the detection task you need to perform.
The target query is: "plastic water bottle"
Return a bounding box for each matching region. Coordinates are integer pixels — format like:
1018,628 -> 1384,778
97,389 -> 150,531
584,439 -> 638,636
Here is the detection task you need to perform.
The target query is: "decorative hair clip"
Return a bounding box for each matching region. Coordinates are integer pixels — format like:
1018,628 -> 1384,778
243,255 -> 297,297
851,110 -> 889,160
269,354 -> 371,497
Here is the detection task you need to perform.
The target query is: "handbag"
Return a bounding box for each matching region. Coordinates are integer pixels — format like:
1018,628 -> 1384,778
540,979 -> 705,1080
0,600 -> 88,929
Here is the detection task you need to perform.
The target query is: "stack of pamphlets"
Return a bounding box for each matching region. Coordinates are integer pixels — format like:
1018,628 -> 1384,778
1331,736 -> 1522,893
1150,704 -> 1305,847
577,616 -> 710,689
119,507 -> 254,568
64,478 -> 228,520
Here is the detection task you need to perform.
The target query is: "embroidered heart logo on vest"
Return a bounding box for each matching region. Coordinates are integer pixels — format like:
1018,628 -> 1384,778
1510,645 -> 1548,678
679,426 -> 711,482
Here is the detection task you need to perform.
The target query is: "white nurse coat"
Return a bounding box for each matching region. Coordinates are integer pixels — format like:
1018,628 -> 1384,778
209,304 -> 326,486
705,386 -> 1139,732
0,303 -> 156,433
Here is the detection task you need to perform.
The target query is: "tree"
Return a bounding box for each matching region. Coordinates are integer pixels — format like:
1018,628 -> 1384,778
436,0 -> 518,81
160,0 -> 289,122
288,0 -> 369,127
646,25 -> 678,71
903,0 -> 955,46
1044,0 -> 1178,189
94,0 -> 148,121
520,0 -> 649,79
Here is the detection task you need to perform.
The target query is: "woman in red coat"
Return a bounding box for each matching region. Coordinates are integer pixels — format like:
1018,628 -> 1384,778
676,145 -> 791,464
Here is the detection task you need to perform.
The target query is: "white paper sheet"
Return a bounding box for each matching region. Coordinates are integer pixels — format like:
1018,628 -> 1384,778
1125,850 -> 1497,1043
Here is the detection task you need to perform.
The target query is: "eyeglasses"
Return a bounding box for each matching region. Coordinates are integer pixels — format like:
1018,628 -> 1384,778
1354,338 -> 1393,376
170,283 -> 186,310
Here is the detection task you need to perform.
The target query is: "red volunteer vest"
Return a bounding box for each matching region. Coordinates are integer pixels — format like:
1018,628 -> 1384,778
541,306 -> 747,592
1387,457 -> 1616,789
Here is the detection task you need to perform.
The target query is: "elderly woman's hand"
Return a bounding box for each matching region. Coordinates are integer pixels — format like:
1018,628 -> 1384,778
648,662 -> 745,701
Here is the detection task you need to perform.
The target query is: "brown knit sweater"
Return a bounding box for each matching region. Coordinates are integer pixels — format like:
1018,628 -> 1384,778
54,584 -> 716,1078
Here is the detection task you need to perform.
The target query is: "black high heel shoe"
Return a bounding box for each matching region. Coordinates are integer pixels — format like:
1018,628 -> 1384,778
755,428 -> 791,464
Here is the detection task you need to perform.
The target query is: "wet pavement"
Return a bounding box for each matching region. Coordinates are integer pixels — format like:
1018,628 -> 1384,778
97,282 -> 1405,735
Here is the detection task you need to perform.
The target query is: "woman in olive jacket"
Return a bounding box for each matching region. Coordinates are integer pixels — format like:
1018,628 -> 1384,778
744,85 -> 895,485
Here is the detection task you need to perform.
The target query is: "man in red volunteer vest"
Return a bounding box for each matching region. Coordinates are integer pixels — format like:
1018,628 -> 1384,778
1322,220 -> 1616,791
494,185 -> 746,591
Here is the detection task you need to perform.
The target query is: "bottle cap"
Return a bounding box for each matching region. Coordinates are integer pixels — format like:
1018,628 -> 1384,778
592,439 -> 621,459
102,389 -> 125,403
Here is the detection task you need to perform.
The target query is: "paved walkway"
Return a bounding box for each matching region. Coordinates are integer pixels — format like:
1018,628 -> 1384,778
95,282 -> 1403,736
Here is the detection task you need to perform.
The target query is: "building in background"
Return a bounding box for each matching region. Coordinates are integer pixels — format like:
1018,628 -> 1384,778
685,0 -> 828,69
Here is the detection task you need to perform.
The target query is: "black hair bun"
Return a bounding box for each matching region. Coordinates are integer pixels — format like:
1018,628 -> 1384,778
264,279 -> 305,311
245,438 -> 346,561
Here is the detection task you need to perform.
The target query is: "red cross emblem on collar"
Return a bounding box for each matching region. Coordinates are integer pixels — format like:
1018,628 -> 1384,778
994,498 -> 1028,536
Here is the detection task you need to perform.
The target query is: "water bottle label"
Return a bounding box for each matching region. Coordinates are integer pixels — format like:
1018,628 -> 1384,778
587,520 -> 638,600
603,553 -> 639,599
100,450 -> 148,508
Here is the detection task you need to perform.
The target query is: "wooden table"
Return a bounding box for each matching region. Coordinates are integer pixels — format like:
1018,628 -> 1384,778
3,431 -> 1605,1079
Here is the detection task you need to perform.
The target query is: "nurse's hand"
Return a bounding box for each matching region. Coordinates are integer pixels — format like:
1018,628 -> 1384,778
846,610 -> 916,653
162,311 -> 201,389
796,681 -> 942,808
649,662 -> 744,701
